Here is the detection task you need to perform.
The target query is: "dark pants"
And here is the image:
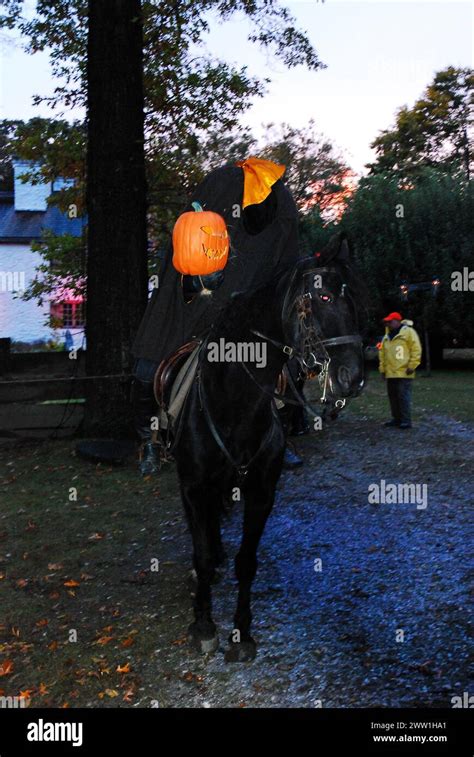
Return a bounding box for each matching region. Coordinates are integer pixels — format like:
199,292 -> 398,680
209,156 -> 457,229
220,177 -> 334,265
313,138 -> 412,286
131,358 -> 160,442
386,378 -> 413,425
133,357 -> 159,383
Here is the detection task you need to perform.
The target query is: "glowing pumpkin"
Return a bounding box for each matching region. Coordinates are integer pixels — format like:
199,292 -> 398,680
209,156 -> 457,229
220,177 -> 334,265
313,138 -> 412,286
172,202 -> 229,276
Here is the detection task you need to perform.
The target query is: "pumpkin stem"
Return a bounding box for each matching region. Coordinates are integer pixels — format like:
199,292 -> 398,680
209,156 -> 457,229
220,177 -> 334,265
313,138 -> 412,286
191,201 -> 203,212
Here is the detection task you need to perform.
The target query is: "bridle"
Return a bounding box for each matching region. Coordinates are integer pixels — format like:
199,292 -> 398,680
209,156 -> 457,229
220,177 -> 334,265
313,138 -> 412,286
193,263 -> 363,478
249,265 -> 362,406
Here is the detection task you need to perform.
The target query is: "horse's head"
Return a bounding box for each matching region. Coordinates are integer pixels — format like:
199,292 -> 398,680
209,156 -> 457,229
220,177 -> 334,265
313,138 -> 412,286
281,234 -> 366,405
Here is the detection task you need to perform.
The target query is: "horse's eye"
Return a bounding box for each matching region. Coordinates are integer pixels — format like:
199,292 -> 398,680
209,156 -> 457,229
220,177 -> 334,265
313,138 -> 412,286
319,293 -> 332,303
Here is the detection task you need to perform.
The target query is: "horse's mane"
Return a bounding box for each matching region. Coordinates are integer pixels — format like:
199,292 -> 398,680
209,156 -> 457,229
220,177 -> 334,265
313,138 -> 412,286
211,254 -> 369,339
210,263 -> 292,339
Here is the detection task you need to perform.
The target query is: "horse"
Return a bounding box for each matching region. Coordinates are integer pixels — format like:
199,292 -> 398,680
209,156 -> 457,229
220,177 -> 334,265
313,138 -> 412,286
169,236 -> 366,661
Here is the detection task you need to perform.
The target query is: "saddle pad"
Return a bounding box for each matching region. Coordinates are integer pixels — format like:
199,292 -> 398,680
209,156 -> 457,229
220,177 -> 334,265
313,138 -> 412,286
163,343 -> 201,429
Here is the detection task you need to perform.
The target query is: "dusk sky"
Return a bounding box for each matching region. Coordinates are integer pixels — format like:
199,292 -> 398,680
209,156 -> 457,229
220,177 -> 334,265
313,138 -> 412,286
0,1 -> 472,174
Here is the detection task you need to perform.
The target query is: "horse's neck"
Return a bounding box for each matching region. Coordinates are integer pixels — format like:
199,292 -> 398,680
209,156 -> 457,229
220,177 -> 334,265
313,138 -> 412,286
202,301 -> 286,405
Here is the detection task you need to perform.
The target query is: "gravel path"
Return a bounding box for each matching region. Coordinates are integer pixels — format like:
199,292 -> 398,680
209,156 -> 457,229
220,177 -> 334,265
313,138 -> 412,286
129,412 -> 473,708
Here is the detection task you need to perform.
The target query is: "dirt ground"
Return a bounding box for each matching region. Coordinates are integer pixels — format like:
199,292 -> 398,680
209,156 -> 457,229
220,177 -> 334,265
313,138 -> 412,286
0,371 -> 472,708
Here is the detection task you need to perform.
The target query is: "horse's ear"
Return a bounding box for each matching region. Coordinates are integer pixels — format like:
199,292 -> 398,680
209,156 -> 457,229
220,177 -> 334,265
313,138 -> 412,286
318,232 -> 351,265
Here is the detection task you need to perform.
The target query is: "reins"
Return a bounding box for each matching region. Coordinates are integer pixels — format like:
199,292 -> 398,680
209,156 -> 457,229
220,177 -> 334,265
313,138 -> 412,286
167,261 -> 362,476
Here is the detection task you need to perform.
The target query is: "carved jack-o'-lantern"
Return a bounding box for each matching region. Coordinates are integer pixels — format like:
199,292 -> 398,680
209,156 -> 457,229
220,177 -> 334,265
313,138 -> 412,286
172,202 -> 229,276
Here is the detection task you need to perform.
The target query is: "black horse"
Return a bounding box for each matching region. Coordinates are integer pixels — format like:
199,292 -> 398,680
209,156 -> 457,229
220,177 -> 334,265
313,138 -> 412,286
172,237 -> 366,661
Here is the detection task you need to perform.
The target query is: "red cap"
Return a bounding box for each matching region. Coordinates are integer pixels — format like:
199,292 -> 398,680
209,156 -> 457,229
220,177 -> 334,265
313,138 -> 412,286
383,311 -> 402,322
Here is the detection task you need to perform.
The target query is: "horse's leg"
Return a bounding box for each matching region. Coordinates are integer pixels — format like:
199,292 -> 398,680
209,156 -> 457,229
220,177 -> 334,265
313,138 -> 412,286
225,462 -> 281,662
181,482 -> 219,654
210,501 -> 227,567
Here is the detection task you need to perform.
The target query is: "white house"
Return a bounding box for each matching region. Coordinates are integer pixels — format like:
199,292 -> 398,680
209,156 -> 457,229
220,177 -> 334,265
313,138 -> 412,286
0,160 -> 84,349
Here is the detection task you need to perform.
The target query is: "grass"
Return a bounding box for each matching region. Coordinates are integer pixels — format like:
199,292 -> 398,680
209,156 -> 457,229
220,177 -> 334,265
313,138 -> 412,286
0,444 -> 173,707
347,367 -> 474,423
0,368 -> 472,706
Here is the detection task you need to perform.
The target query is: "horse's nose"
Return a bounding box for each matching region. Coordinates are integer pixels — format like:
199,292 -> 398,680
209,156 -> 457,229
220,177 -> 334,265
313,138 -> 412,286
337,365 -> 352,391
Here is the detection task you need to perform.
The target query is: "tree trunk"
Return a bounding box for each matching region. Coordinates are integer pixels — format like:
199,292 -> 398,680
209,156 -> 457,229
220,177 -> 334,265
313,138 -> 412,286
84,0 -> 148,436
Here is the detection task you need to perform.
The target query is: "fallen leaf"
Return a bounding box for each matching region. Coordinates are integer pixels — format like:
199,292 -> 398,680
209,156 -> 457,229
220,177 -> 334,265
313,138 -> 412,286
35,619 -> 49,627
116,663 -> 130,674
95,636 -> 113,646
64,580 -> 80,587
39,683 -> 48,696
0,660 -> 14,676
105,688 -> 119,698
121,637 -> 134,648
88,533 -> 105,541
171,636 -> 187,646
48,563 -> 63,571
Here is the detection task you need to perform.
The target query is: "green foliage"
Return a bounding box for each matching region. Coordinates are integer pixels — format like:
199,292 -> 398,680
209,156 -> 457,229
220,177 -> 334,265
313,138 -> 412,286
24,230 -> 86,313
0,119 -> 22,191
340,170 -> 474,345
10,117 -> 86,212
258,120 -> 347,211
368,67 -> 473,181
0,0 -> 325,298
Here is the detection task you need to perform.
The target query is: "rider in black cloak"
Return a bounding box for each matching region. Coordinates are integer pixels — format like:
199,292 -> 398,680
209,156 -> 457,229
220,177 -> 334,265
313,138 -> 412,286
131,163 -> 305,474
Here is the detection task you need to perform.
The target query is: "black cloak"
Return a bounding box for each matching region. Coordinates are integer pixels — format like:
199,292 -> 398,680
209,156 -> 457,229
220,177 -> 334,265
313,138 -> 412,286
132,164 -> 301,365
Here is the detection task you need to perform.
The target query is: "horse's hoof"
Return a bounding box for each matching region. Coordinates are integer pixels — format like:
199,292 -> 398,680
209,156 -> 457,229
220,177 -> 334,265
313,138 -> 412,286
187,624 -> 219,655
224,640 -> 257,663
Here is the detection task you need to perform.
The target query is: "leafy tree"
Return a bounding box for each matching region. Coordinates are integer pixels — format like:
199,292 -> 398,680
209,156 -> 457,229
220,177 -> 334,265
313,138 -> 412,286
4,118 -> 88,310
1,0 -> 324,432
0,119 -> 22,191
0,0 -> 323,201
368,67 -> 473,181
340,169 -> 474,351
258,120 -> 348,212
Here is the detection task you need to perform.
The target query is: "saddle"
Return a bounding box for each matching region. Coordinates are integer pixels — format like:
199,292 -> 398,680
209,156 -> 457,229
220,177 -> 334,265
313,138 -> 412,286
153,340 -> 201,430
153,338 -> 289,433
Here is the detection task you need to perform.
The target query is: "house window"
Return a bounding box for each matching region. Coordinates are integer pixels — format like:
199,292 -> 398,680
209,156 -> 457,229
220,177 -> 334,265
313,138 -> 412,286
63,302 -> 73,327
50,301 -> 85,328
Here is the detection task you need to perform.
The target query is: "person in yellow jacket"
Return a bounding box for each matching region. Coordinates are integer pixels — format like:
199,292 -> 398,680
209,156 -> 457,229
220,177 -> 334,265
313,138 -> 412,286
378,312 -> 422,429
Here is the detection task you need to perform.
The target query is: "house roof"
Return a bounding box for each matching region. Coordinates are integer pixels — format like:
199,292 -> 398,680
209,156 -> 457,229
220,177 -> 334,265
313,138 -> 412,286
0,203 -> 83,243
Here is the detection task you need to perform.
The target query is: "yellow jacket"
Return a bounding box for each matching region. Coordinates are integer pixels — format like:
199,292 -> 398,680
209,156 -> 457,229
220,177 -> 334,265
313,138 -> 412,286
378,320 -> 422,379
